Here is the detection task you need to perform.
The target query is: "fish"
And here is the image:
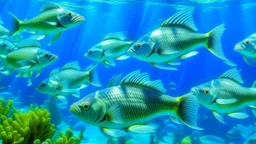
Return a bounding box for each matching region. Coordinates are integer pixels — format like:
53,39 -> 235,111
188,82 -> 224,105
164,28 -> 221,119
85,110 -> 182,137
69,70 -> 202,138
244,133 -> 256,144
199,135 -> 225,144
191,68 -> 256,124
127,8 -> 236,70
8,3 -> 85,45
227,124 -> 255,140
0,92 -> 17,100
0,25 -> 9,39
36,61 -> 101,103
0,39 -> 16,56
84,32 -> 133,67
234,33 -> 256,66
0,39 -> 58,86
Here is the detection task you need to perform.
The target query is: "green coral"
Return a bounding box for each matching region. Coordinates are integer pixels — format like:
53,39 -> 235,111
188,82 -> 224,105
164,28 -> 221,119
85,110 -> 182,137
0,105 -> 55,144
34,128 -> 85,144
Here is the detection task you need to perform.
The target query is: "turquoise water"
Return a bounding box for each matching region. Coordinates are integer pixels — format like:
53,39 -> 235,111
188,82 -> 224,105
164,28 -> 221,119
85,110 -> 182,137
0,0 -> 256,143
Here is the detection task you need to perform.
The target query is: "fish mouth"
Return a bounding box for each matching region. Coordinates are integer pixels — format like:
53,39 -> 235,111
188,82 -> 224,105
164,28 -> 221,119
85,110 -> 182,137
72,15 -> 85,23
50,56 -> 59,62
234,44 -> 245,52
127,48 -> 138,56
69,104 -> 81,114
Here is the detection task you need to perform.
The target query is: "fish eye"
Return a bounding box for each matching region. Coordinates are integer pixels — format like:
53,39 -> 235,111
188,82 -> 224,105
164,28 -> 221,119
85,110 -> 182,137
89,50 -> 93,54
136,44 -> 142,49
45,54 -> 49,57
41,82 -> 46,87
204,89 -> 210,95
68,12 -> 72,17
82,102 -> 90,110
245,40 -> 250,44
3,43 -> 6,47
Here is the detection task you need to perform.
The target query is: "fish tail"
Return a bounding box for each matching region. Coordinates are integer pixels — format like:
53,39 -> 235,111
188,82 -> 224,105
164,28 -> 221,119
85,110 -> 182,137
7,12 -> 21,35
85,64 -> 101,87
176,93 -> 203,130
206,24 -> 236,66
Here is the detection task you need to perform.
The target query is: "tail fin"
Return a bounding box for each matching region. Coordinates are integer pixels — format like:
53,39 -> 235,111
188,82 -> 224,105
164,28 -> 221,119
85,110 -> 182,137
85,64 -> 101,87
7,12 -> 21,35
206,24 -> 236,67
176,93 -> 203,130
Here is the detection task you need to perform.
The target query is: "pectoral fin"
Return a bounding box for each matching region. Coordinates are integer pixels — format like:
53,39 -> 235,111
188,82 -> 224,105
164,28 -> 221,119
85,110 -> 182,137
100,128 -> 126,138
70,91 -> 80,98
27,79 -> 32,86
49,32 -> 61,46
29,34 -> 47,40
179,51 -> 199,59
215,98 -> 237,104
35,69 -> 42,78
212,111 -> 225,124
106,104 -> 125,124
55,95 -> 67,103
150,62 -> 178,70
16,60 -> 37,69
127,125 -> 157,133
243,56 -> 256,66
115,54 -> 130,60
103,60 -> 116,67
227,112 -> 249,119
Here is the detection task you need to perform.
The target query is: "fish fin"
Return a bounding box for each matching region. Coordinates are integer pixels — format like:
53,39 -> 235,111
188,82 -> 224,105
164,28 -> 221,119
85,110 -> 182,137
179,51 -> 199,59
35,69 -> 42,78
103,32 -> 127,41
176,93 -> 203,130
150,62 -> 178,71
215,98 -> 237,104
50,68 -> 60,76
56,95 -> 68,103
85,64 -> 101,87
40,3 -> 60,13
16,39 -> 41,48
1,69 -> 13,75
220,68 -> 244,84
106,104 -> 125,124
108,74 -> 123,87
252,81 -> 256,88
115,54 -> 130,60
227,112 -> 249,119
30,34 -> 47,41
49,76 -> 60,85
212,111 -> 226,124
62,61 -> 81,71
160,7 -> 197,31
243,56 -> 256,66
16,72 -> 24,78
16,60 -> 36,68
0,54 -> 6,59
49,32 -> 61,46
7,12 -> 21,35
167,61 -> 181,66
252,109 -> 256,117
101,128 -> 126,138
103,60 -> 116,67
71,91 -> 80,98
127,125 -> 157,133
23,71 -> 33,78
170,116 -> 181,125
199,135 -> 224,144
45,21 -> 58,26
206,24 -> 236,66
27,79 -> 32,86
120,70 -> 166,93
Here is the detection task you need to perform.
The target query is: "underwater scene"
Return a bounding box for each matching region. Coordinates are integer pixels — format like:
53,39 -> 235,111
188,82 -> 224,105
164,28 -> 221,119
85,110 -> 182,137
0,0 -> 256,143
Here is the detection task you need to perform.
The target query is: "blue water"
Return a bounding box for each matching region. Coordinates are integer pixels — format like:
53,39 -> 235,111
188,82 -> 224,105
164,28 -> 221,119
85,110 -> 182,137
1,0 -> 256,143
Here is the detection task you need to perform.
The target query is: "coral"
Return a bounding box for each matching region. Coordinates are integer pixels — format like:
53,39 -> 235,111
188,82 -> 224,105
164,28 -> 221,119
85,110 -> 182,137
0,98 -> 14,122
34,128 -> 85,144
0,106 -> 55,144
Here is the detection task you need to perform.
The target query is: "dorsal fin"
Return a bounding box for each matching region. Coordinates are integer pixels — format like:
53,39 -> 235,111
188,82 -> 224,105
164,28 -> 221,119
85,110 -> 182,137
108,74 -> 123,87
160,7 -> 198,32
40,3 -> 60,13
62,61 -> 81,71
50,68 -> 60,77
103,32 -> 126,41
220,68 -> 244,84
119,70 -> 166,93
16,39 -> 41,49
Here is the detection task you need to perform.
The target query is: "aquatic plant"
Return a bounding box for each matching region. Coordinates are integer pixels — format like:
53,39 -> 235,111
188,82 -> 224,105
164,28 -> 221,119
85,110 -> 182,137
34,128 -> 85,144
0,98 -> 14,123
0,106 -> 55,144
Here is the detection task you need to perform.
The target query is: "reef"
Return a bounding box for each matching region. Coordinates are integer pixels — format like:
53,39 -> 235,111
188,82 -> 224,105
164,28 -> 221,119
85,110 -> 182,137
33,128 -> 85,144
0,99 -> 55,144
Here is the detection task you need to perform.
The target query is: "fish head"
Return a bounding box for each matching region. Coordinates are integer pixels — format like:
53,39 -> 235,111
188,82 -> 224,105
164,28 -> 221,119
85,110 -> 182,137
36,77 -> 59,95
57,9 -> 85,28
0,39 -> 15,55
69,91 -> 106,124
191,80 -> 218,106
36,49 -> 59,67
0,25 -> 9,36
234,34 -> 256,57
127,34 -> 156,60
84,44 -> 103,61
